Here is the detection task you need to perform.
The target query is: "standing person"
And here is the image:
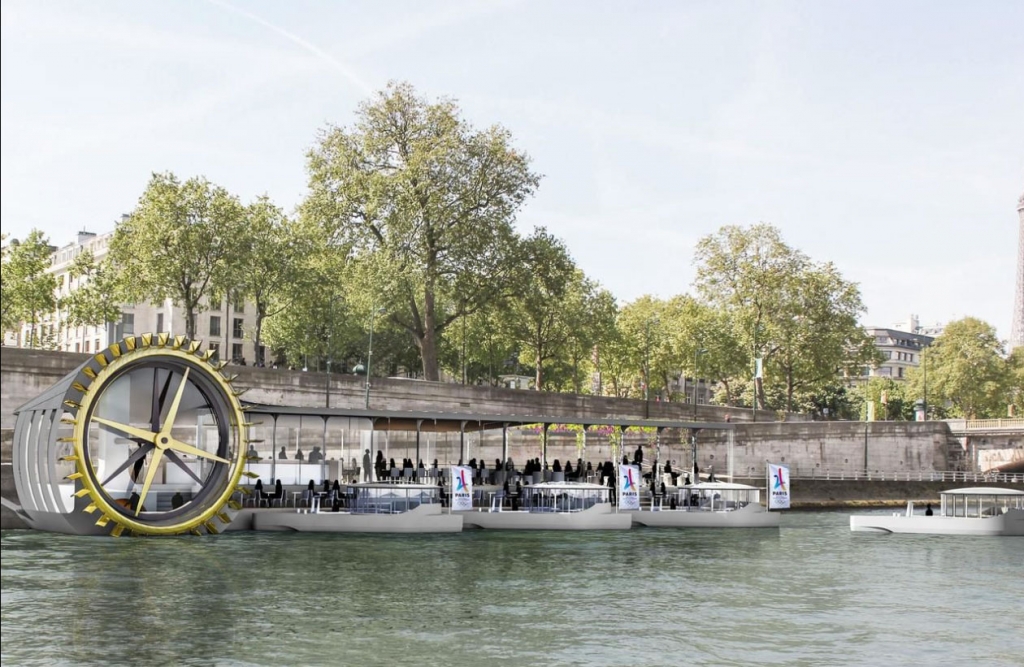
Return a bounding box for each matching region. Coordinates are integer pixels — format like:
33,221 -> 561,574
362,449 -> 372,482
634,444 -> 644,467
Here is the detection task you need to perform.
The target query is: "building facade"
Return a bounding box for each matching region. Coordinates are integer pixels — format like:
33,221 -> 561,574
861,317 -> 936,381
9,228 -> 264,364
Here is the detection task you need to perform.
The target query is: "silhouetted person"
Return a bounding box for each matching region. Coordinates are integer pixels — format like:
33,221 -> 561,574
295,448 -> 304,462
273,479 -> 283,504
129,491 -> 141,513
552,459 -> 562,473
362,449 -> 372,482
634,445 -> 644,467
171,491 -> 185,509
278,446 -> 287,459
925,503 -> 934,516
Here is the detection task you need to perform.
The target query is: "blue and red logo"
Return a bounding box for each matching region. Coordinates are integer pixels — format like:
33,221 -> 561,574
622,467 -> 637,492
773,468 -> 787,492
455,469 -> 469,492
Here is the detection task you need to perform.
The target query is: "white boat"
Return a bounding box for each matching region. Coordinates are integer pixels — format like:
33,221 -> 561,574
631,481 -> 780,528
251,483 -> 464,533
850,487 -> 1024,536
459,482 -> 631,530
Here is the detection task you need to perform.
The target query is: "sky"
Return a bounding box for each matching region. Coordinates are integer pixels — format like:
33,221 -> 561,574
2,0 -> 1023,341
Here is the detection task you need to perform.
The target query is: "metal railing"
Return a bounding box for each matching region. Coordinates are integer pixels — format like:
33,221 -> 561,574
777,468 -> 1024,484
946,418 -> 1024,431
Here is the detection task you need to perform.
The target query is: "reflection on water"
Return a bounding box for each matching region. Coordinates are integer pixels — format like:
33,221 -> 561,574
2,513 -> 1022,666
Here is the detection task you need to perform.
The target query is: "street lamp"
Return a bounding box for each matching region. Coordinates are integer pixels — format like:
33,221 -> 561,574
693,348 -> 707,420
364,305 -> 384,409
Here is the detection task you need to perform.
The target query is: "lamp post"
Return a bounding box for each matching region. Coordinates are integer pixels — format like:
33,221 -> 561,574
364,305 -> 382,409
693,348 -> 706,420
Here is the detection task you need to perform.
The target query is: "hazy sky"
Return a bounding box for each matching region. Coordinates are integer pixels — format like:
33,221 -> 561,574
2,0 -> 1022,341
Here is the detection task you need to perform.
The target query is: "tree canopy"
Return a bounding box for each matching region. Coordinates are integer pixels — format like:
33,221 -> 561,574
109,172 -> 245,340
302,82 -> 540,380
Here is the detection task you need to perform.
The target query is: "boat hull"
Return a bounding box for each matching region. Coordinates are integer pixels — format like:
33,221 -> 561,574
460,504 -> 631,530
251,504 -> 464,533
631,504 -> 780,528
850,509 -> 1024,536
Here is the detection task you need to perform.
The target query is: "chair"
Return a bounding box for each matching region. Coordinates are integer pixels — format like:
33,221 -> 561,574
390,468 -> 400,484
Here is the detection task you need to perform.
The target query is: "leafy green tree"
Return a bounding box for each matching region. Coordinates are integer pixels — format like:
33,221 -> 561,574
694,224 -> 873,411
854,377 -> 914,421
2,230 -> 57,346
109,172 -> 245,340
499,229 -> 576,390
1006,347 -> 1024,416
236,196 -> 305,365
60,248 -> 122,330
561,277 -> 617,394
907,317 -> 1009,418
668,299 -> 748,405
302,82 -> 540,380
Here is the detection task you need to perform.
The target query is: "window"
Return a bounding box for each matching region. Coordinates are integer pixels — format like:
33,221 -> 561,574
156,313 -> 164,334
75,343 -> 81,353
898,367 -> 904,378
121,313 -> 135,335
209,342 -> 220,361
94,339 -> 100,352
210,315 -> 221,337
84,340 -> 90,353
232,343 -> 244,363
232,318 -> 244,339
232,292 -> 244,313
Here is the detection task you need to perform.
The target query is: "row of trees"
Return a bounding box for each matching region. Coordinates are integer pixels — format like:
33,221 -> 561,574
3,83 -> 1021,417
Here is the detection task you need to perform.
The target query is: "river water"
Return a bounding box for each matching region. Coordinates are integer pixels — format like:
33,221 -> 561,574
1,511 -> 1021,666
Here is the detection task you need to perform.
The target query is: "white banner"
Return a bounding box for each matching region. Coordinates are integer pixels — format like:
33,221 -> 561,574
450,465 -> 474,511
767,463 -> 790,510
618,464 -> 641,510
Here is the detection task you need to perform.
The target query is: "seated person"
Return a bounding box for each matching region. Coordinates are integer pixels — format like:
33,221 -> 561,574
295,448 -> 304,462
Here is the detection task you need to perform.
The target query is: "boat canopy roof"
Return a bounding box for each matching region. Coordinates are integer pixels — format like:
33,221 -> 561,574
940,487 -> 1024,496
681,481 -> 760,491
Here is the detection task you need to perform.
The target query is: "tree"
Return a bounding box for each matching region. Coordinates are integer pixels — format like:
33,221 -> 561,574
60,248 -> 122,331
2,230 -> 57,347
694,224 -> 873,411
109,172 -> 245,340
302,82 -> 540,380
236,197 -> 305,365
561,278 -> 617,394
499,229 -> 576,390
1006,347 -> 1024,416
906,317 -> 1009,418
854,377 -> 914,421
668,300 -> 748,405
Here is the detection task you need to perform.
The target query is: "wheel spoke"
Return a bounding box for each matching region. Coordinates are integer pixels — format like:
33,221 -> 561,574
152,368 -> 172,432
101,444 -> 154,486
92,417 -> 156,444
166,437 -> 231,465
163,368 -> 191,434
164,448 -> 204,485
135,448 -> 165,517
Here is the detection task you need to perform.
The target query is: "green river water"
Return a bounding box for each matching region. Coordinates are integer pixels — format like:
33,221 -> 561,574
2,511 -> 1022,666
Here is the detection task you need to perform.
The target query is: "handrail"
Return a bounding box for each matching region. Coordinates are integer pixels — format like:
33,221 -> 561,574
947,418 -> 1024,431
771,469 -> 1024,484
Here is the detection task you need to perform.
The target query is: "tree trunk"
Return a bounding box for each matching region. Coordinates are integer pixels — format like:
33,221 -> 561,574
185,307 -> 196,341
254,309 -> 264,366
420,284 -> 439,381
534,324 -> 544,390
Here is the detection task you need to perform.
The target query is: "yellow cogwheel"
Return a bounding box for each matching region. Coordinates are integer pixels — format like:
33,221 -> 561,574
65,334 -> 250,536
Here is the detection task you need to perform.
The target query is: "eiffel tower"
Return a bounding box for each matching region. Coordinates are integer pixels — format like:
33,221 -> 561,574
1013,192 -> 1024,349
